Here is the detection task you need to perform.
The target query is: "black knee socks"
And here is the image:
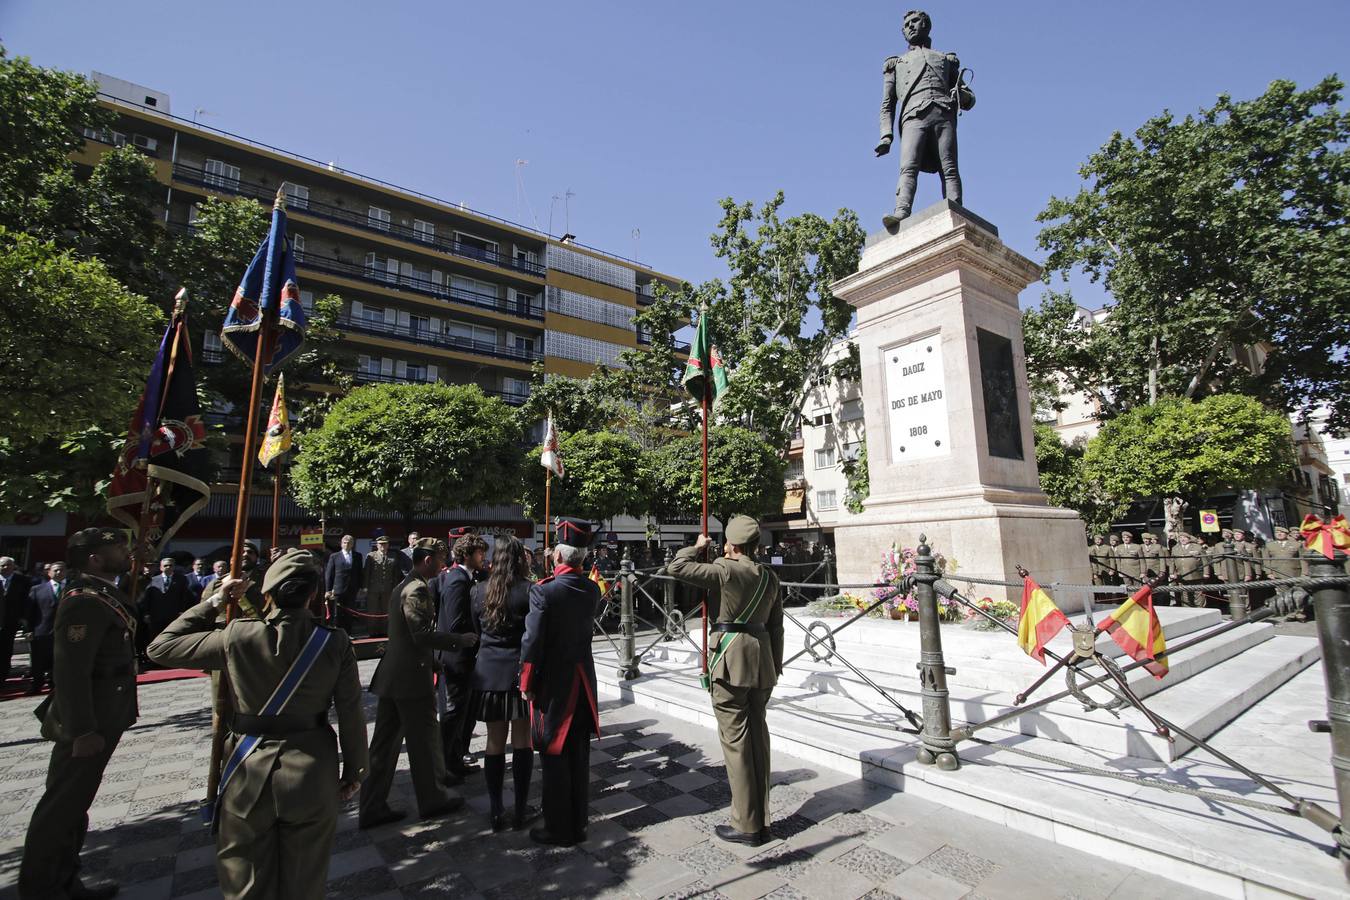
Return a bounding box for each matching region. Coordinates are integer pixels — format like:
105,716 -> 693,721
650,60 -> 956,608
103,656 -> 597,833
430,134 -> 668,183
485,753 -> 506,817
512,748 -> 534,818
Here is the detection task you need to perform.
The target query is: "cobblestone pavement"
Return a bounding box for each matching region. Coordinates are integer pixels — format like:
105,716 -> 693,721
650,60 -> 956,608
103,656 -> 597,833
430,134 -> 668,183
0,657 -> 1221,899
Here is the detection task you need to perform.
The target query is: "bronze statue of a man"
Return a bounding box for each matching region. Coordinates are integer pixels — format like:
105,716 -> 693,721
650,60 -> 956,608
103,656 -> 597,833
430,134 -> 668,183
876,9 -> 975,229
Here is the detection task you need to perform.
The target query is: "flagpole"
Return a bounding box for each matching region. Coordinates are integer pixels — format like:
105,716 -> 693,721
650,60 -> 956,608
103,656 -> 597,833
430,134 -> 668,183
544,467 -> 552,573
270,451 -> 285,552
701,380 -> 710,678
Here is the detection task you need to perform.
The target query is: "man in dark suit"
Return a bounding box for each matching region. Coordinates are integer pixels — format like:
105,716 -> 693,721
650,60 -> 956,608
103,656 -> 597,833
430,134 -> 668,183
324,534 -> 363,631
520,518 -> 602,846
0,556 -> 34,683
875,9 -> 975,228
434,528 -> 487,781
26,561 -> 66,693
139,557 -> 193,648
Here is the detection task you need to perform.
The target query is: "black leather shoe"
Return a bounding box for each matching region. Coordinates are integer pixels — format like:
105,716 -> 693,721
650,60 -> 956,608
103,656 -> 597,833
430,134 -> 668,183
69,877 -> 120,899
358,808 -> 406,830
459,757 -> 481,773
421,797 -> 465,820
715,824 -> 765,847
529,826 -> 576,846
441,770 -> 465,787
512,805 -> 539,831
490,812 -> 510,833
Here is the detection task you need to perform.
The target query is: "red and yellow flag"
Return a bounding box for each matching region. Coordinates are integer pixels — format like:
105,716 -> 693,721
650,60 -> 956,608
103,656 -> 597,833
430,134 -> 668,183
1018,577 -> 1070,664
1100,585 -> 1168,679
589,564 -> 609,597
1301,514 -> 1350,560
258,373 -> 291,468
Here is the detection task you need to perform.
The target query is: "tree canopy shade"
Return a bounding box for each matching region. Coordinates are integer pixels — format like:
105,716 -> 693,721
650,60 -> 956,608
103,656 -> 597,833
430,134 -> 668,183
1080,395 -> 1295,524
517,431 -> 648,525
648,426 -> 786,527
1031,77 -> 1350,431
1031,424 -> 1111,531
290,383 -> 521,525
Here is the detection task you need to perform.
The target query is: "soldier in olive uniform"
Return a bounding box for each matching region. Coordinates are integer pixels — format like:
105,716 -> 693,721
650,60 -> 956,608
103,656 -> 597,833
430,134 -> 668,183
1141,532 -> 1166,582
1170,533 -> 1211,607
360,538 -> 478,828
1262,526 -> 1308,621
148,549 -> 369,900
362,535 -> 400,638
668,516 -> 784,847
1089,535 -> 1112,587
1113,531 -> 1146,587
1232,529 -> 1263,582
19,528 -> 136,900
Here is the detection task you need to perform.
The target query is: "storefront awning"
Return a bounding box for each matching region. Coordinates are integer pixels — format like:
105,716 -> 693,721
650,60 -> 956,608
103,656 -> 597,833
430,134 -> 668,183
782,488 -> 805,515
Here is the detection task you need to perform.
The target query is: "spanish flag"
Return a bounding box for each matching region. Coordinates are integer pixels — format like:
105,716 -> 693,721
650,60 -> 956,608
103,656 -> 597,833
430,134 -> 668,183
1100,585 -> 1168,679
1301,514 -> 1350,560
589,564 -> 609,598
1018,577 -> 1070,664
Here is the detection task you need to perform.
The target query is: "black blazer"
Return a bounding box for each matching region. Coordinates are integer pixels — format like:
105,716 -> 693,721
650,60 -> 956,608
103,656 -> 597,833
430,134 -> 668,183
141,573 -> 193,629
520,571 -> 601,754
2,573 -> 32,628
470,579 -> 531,692
324,550 -> 363,602
26,580 -> 63,637
433,565 -> 477,674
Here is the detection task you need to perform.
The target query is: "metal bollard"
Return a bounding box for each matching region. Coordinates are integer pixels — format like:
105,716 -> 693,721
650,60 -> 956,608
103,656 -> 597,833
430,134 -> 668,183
618,552 -> 640,680
1309,549 -> 1350,872
822,546 -> 836,599
1223,538 -> 1248,621
662,547 -> 677,639
912,534 -> 959,770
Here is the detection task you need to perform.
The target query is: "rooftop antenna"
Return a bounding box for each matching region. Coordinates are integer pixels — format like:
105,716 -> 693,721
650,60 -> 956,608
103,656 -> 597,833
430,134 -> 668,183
515,159 -> 540,229
192,107 -> 213,125
564,188 -> 576,237
548,194 -> 560,237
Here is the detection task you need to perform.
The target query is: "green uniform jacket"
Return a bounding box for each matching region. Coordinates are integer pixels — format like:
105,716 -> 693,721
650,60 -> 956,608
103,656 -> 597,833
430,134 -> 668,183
1262,539 -> 1307,579
41,574 -> 139,742
1089,545 -> 1113,581
1234,540 -> 1263,579
369,572 -> 463,698
668,547 -> 784,689
1114,542 -> 1145,584
1171,544 -> 1209,581
1141,545 -> 1165,578
362,550 -> 401,598
148,601 -> 368,816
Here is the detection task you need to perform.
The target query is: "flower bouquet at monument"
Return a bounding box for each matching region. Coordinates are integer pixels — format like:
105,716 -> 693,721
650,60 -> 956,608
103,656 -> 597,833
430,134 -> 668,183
874,544 -> 960,621
963,596 -> 1021,631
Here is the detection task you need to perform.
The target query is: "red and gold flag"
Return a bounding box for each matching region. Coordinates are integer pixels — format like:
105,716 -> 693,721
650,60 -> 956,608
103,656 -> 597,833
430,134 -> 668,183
1300,514 -> 1350,560
1100,584 -> 1168,678
1017,576 -> 1070,664
589,564 -> 609,598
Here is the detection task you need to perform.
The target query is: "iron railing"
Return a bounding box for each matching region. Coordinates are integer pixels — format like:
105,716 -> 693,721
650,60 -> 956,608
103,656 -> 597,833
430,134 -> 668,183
335,314 -> 542,363
349,368 -> 529,405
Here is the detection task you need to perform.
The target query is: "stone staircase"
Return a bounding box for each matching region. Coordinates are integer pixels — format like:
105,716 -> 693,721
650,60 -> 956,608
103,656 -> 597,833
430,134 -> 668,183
593,607 -> 1344,898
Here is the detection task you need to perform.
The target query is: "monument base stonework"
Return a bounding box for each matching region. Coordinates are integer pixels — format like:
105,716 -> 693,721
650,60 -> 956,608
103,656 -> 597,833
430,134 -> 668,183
831,201 -> 1090,596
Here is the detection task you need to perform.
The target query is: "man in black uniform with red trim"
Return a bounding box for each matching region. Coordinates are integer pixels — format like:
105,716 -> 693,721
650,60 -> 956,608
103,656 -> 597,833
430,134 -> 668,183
434,527 -> 487,782
519,518 -> 601,846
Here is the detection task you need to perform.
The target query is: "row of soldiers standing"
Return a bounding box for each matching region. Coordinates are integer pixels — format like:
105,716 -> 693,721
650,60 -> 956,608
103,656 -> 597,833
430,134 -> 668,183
1089,526 -> 1310,609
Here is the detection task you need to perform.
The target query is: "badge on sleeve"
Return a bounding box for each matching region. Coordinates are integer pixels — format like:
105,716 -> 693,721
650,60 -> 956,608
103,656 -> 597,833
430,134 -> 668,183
67,624 -> 87,643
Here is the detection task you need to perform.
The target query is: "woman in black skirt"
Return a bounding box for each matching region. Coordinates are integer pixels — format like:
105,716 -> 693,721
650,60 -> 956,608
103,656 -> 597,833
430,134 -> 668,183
470,534 -> 536,830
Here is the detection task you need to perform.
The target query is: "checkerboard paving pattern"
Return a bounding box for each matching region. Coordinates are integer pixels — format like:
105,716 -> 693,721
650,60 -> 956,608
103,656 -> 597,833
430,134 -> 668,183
0,656 -> 1222,899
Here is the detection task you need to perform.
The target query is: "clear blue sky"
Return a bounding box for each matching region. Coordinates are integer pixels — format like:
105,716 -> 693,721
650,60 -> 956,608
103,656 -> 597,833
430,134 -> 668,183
2,0 -> 1346,312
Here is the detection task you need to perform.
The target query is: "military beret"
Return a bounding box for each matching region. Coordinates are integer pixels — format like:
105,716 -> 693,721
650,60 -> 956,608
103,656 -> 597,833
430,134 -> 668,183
66,527 -> 125,558
1273,526 -> 1289,537
415,536 -> 447,554
261,547 -> 321,595
1120,530 -> 1134,538
726,515 -> 762,547
555,517 -> 596,547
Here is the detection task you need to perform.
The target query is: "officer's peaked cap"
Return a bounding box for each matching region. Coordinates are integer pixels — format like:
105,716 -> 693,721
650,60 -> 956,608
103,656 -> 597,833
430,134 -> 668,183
555,517 -> 597,547
726,515 -> 762,547
262,548 -> 321,595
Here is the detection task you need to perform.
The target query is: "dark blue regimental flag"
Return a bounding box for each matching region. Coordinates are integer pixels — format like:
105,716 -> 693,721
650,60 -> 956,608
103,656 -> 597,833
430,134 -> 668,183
221,195 -> 307,372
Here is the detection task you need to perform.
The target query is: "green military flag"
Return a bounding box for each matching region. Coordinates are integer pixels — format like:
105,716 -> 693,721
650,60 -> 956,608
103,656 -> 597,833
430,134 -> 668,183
682,308 -> 728,404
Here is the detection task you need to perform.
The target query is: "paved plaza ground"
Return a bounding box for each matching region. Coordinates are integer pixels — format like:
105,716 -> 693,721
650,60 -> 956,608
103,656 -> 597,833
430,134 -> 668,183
0,655 -> 1228,900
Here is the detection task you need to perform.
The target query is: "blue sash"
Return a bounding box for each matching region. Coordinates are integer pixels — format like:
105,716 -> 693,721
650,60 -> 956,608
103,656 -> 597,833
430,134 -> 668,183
203,626 -> 332,830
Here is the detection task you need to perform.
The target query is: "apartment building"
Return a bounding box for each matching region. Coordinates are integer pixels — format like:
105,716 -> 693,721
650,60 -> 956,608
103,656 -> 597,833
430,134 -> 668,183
48,73 -> 685,557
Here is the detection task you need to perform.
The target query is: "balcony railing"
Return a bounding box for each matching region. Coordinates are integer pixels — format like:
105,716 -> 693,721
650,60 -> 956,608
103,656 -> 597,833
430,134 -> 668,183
201,348 -> 226,364
350,369 -> 529,405
172,162 -> 547,278
336,314 -> 541,363
293,250 -> 545,320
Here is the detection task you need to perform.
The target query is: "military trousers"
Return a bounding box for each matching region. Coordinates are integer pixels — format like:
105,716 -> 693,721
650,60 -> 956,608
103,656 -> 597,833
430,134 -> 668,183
1174,579 -> 1207,607
30,635 -> 53,690
367,591 -> 391,637
216,762 -> 338,900
360,695 -> 449,822
895,105 -> 961,214
540,718 -> 590,842
711,680 -> 773,834
18,729 -> 122,899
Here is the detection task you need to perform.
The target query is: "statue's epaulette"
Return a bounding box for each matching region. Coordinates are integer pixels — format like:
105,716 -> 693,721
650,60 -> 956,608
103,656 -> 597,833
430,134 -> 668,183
884,55 -> 900,72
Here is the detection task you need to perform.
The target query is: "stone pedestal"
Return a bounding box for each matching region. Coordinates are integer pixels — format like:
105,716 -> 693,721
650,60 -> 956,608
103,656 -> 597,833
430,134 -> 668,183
832,201 -> 1090,597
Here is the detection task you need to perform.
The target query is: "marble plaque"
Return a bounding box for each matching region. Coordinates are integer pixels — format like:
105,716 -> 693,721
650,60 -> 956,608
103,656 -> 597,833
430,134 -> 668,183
884,333 -> 949,462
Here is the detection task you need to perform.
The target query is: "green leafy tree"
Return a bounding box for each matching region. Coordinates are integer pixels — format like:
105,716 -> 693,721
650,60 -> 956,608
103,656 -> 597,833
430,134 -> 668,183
1080,395 -> 1295,523
1032,424 -> 1110,530
290,383 -> 521,527
518,431 -> 649,525
516,363 -> 618,436
649,426 -> 785,526
842,439 -> 870,515
1031,77 -> 1350,430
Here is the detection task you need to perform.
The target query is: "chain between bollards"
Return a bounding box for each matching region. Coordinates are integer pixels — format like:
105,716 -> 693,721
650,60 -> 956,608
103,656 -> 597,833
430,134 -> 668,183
618,550 -> 640,680
913,533 -> 959,770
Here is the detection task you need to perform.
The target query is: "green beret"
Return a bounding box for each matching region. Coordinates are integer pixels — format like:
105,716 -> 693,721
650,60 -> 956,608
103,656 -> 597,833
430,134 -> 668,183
726,515 -> 762,547
1274,526 -> 1289,537
261,548 -> 321,595
66,527 -> 125,560
415,536 -> 447,555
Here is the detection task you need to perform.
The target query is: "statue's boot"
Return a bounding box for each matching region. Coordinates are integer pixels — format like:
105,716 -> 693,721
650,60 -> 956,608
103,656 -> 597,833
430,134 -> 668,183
882,206 -> 910,230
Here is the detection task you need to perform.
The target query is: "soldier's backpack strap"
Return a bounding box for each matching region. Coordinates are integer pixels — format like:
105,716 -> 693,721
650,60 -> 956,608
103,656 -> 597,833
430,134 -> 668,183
205,625 -> 332,831
701,566 -> 772,692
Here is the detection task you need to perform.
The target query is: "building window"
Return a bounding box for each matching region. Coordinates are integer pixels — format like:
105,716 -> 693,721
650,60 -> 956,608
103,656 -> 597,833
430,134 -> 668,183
291,233 -> 305,261
454,231 -> 498,261
840,399 -> 864,422
545,244 -> 636,291
812,411 -> 834,427
445,321 -> 497,349
451,275 -> 499,305
187,202 -> 202,226
283,183 -> 309,210
413,219 -> 435,243
507,332 -> 537,354
368,206 -> 391,231
514,245 -> 539,267
299,289 -> 314,312
203,158 -> 240,191
502,376 -> 530,399
785,461 -> 804,480
814,448 -> 836,469
364,252 -> 398,283
409,314 -> 430,334
545,286 -> 636,330
816,490 -> 838,511
405,362 -> 427,382
842,441 -> 862,462
543,330 -> 629,369
204,331 -> 223,351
